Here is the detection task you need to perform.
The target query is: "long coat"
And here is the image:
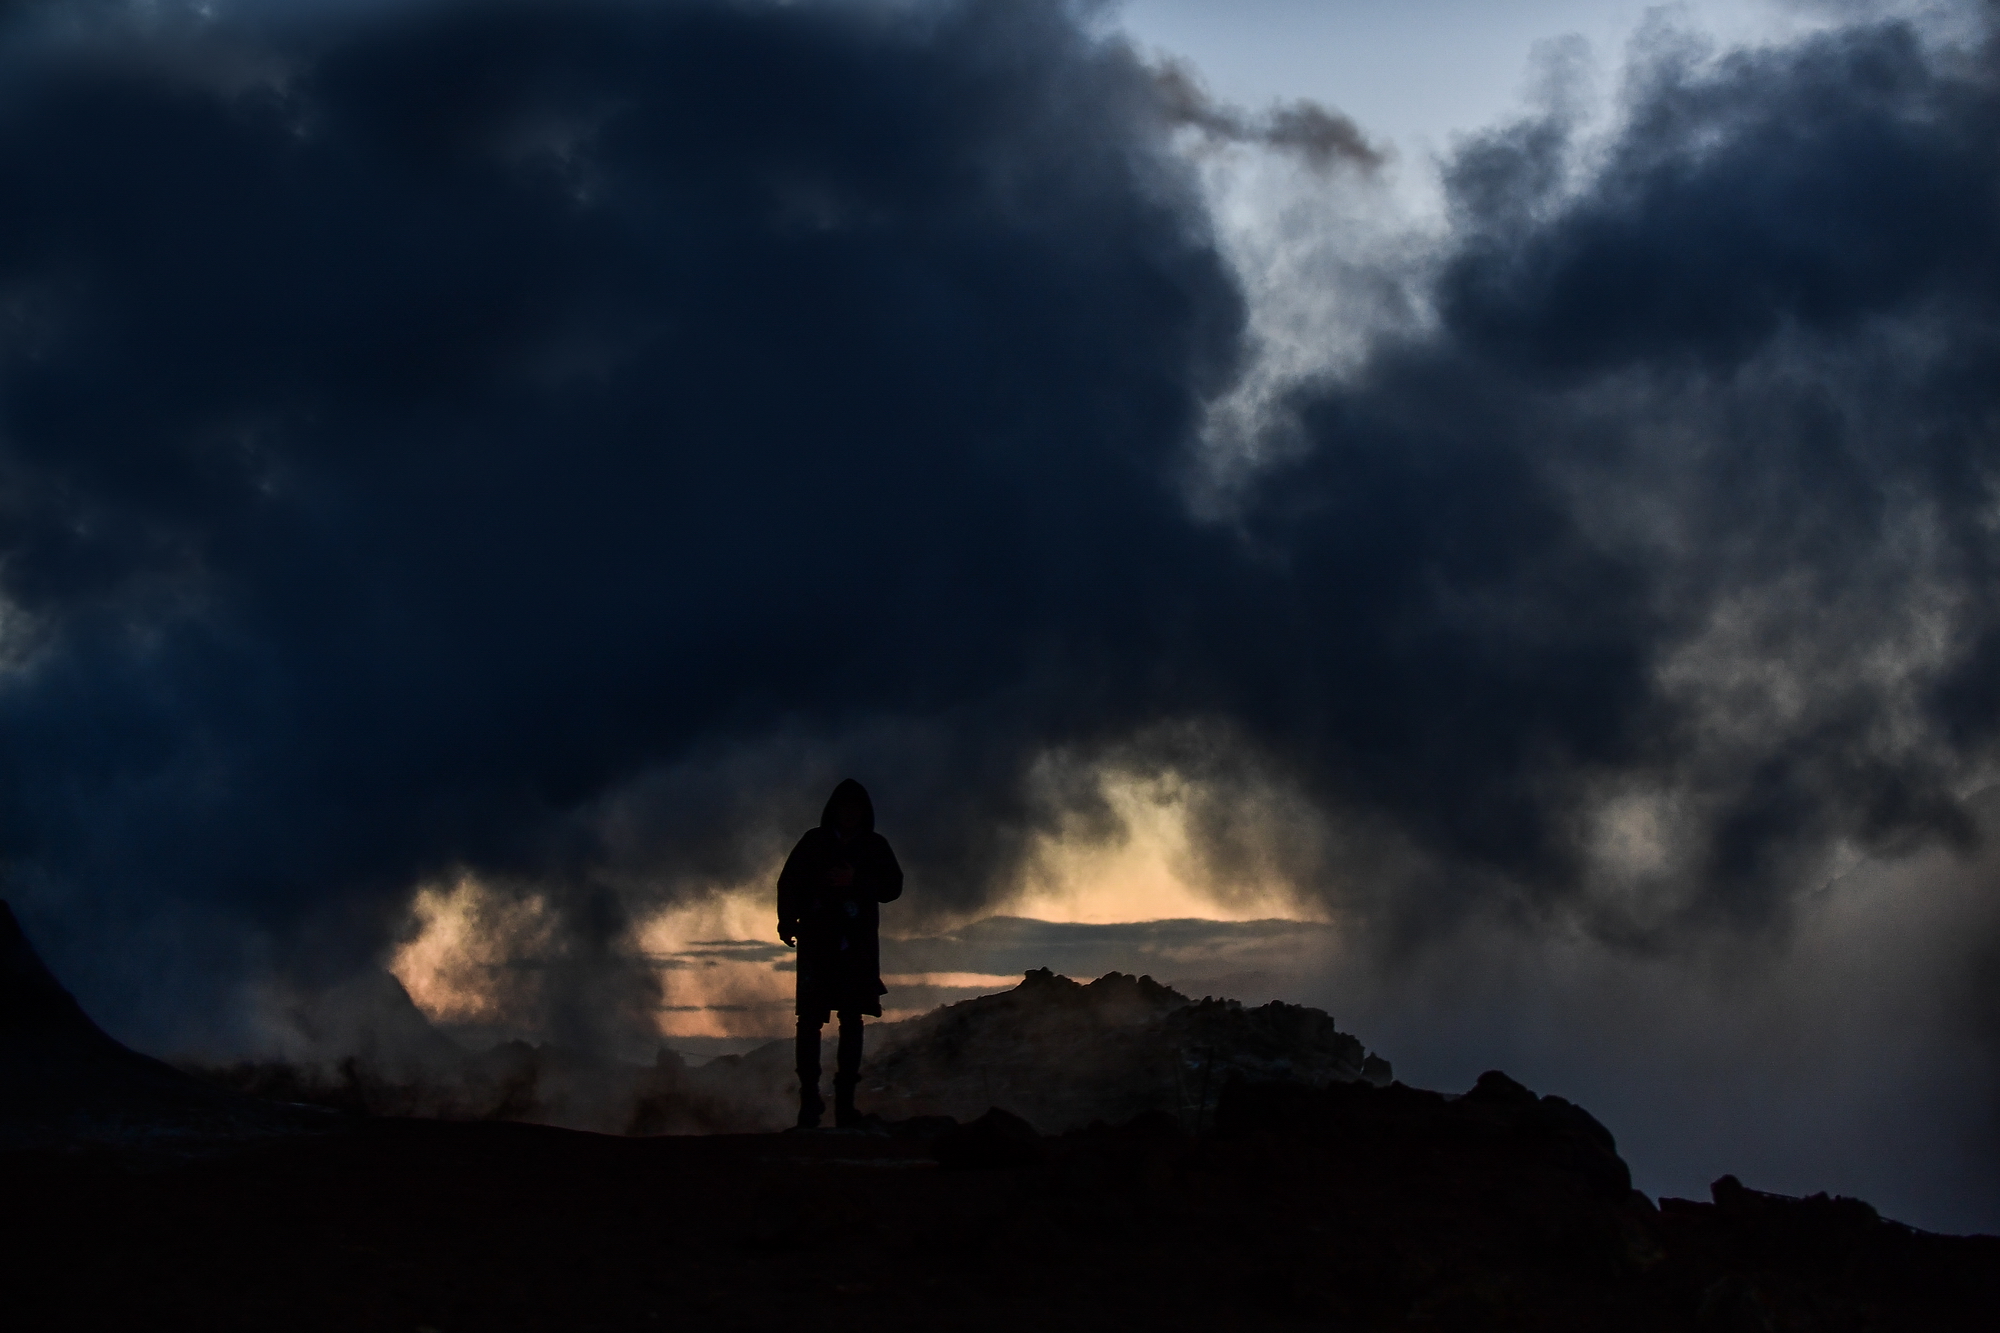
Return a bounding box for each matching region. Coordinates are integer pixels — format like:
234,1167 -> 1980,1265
777,780 -> 904,1020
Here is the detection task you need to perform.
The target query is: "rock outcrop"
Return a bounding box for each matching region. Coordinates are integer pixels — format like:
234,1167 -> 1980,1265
859,966 -> 1389,1129
652,966 -> 1390,1133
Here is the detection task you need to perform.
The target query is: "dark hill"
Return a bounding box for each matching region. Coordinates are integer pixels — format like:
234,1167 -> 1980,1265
0,902 -> 320,1148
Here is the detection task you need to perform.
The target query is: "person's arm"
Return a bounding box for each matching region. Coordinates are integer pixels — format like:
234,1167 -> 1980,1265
864,834 -> 904,905
775,832 -> 815,945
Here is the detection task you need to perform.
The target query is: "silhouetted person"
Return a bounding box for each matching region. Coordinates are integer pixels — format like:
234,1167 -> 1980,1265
777,778 -> 903,1129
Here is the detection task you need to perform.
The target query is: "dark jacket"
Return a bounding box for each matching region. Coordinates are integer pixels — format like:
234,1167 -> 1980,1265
777,779 -> 904,1019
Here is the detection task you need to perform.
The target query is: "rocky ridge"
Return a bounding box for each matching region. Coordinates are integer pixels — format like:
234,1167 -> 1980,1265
853,966 -> 1392,1128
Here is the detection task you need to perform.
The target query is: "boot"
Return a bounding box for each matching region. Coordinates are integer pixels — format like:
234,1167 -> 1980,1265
796,1082 -> 824,1130
833,1074 -> 859,1129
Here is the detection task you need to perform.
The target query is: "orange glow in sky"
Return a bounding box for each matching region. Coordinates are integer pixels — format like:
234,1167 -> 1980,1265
387,770 -> 1321,1040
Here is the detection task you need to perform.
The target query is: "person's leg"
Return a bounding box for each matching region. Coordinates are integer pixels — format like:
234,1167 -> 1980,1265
833,1010 -> 863,1127
794,1014 -> 826,1129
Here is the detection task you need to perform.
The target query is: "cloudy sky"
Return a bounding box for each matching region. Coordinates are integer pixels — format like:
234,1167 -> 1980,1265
2,0 -> 1996,1231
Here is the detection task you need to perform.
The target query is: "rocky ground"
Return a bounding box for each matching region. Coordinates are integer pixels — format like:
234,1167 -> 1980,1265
7,903 -> 1996,1329
8,1080 -> 1995,1331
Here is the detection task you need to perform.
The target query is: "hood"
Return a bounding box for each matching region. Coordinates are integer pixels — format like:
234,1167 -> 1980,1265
820,778 -> 874,832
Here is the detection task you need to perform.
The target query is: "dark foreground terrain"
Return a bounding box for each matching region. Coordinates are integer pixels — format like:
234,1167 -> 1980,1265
6,902 -> 1995,1330
9,1080 -> 1996,1332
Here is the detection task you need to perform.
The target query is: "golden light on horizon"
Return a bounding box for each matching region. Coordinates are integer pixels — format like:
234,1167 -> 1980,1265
632,884 -> 795,1039
386,769 -> 1322,1040
998,771 -> 1325,926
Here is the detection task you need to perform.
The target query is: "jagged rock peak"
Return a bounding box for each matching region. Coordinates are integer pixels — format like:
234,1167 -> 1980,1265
1007,967 -> 1191,1018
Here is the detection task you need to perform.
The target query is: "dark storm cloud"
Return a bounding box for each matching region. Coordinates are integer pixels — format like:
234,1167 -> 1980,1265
0,0 -> 1244,1046
3,0 -> 1999,1054
1242,17 -> 2000,927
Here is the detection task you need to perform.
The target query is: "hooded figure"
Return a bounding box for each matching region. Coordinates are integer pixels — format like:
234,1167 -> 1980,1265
776,778 -> 903,1129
